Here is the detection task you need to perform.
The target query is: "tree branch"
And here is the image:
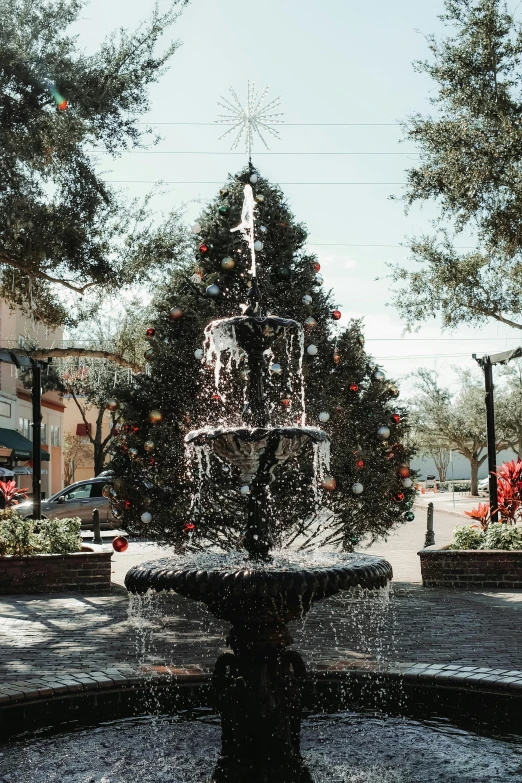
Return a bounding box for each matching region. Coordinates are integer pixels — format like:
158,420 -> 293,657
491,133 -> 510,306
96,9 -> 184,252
68,388 -> 96,447
22,348 -> 142,372
0,252 -> 101,296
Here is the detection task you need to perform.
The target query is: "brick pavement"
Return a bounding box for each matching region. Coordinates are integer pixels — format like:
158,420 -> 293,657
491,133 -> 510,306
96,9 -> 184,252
1,510 -> 520,684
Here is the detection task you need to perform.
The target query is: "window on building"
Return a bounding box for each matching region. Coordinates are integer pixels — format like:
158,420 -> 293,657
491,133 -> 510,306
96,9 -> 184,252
18,335 -> 25,348
18,418 -> 32,441
0,401 -> 11,418
41,423 -> 47,444
50,425 -> 60,447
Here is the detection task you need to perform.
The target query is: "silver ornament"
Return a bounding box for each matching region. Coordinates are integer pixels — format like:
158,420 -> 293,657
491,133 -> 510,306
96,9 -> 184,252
314,273 -> 324,285
240,485 -> 250,495
307,344 -> 318,356
377,426 -> 391,440
141,511 -> 152,523
191,222 -> 201,234
260,225 -> 267,233
318,411 -> 330,422
302,295 -> 313,305
250,173 -> 258,184
254,240 -> 264,252
269,363 -> 283,375
206,284 -> 220,297
402,478 -> 413,488
352,482 -> 364,495
194,348 -> 204,360
374,370 -> 385,381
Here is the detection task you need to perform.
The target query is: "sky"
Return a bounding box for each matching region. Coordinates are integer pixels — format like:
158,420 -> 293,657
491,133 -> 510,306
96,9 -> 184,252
71,0 -> 522,397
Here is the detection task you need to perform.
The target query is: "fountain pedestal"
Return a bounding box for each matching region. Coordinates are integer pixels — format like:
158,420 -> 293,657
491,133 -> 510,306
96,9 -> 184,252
125,556 -> 392,783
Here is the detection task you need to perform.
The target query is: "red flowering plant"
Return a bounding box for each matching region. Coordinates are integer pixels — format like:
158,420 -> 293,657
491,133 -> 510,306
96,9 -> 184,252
495,460 -> 522,523
464,502 -> 491,532
0,480 -> 28,509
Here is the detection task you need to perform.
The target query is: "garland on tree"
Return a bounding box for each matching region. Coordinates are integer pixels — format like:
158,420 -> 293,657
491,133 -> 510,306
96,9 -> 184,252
108,167 -> 416,551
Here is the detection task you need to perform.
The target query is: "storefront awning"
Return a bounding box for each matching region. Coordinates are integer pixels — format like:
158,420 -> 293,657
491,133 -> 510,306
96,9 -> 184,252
0,428 -> 50,461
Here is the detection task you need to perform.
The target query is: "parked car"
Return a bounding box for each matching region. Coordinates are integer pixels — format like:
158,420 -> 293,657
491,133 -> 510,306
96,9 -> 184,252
16,477 -> 115,529
478,477 -> 489,494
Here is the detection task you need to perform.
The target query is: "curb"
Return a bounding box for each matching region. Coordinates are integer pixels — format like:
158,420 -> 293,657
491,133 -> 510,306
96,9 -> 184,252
1,661 -> 522,740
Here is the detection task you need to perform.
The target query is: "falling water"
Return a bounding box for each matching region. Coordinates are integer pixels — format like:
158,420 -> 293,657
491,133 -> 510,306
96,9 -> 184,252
230,184 -> 257,278
203,319 -> 244,394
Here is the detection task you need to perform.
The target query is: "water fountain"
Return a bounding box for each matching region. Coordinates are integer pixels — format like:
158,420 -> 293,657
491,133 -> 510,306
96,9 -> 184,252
125,185 -> 393,783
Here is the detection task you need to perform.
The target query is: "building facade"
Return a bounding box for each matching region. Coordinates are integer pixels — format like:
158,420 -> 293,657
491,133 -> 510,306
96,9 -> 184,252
0,301 -> 64,498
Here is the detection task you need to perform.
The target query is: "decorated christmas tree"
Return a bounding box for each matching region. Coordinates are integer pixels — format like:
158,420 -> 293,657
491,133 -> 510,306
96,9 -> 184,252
108,166 -> 415,552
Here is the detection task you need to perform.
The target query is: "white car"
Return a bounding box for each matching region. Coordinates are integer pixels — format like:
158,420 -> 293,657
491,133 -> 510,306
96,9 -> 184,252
478,477 -> 489,494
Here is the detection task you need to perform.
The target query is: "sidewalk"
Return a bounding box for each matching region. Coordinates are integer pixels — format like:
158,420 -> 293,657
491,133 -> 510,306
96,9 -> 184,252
415,491 -> 484,518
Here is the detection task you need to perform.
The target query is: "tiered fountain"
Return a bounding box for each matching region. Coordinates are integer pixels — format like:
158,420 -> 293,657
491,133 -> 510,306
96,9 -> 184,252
125,185 -> 392,783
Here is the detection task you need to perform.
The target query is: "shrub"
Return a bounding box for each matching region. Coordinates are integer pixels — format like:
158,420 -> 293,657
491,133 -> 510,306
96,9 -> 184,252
448,525 -> 484,550
482,522 -> 522,551
37,518 -> 82,555
0,513 -> 82,556
496,460 -> 522,522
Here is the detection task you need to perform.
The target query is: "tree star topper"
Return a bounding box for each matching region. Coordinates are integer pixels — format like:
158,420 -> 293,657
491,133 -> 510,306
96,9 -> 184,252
216,82 -> 284,159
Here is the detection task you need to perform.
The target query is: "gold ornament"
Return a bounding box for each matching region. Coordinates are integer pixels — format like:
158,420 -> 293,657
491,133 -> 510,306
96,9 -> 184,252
143,440 -> 155,453
221,256 -> 235,270
149,410 -> 163,424
102,485 -> 112,498
322,476 -> 337,491
255,193 -> 265,203
106,398 -> 119,411
304,316 -> 317,330
169,307 -> 183,320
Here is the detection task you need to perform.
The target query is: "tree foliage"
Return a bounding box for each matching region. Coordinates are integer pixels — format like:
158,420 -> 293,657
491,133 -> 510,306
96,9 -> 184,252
408,366 -> 511,494
391,0 -> 522,332
109,168 -> 416,553
0,0 -> 189,325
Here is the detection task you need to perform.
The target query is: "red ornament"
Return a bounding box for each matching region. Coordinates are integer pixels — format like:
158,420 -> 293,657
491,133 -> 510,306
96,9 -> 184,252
398,465 -> 410,478
112,536 -> 129,553
349,383 -> 359,393
184,522 -> 195,533
212,394 -> 221,401
356,459 -> 365,469
146,327 -> 155,338
331,310 -> 342,321
58,100 -> 68,111
281,399 -> 291,407
313,261 -> 321,272
392,413 -> 401,423
199,243 -> 209,255
123,500 -> 131,509
394,492 -> 405,503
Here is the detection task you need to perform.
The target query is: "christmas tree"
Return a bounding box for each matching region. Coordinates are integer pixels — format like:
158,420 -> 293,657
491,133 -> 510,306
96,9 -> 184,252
108,167 -> 415,552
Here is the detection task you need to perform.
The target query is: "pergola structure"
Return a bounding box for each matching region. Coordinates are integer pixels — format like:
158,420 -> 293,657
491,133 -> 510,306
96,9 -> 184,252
473,347 -> 522,523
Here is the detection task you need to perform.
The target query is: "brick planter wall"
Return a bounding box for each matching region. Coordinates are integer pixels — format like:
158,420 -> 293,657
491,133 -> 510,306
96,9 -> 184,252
0,547 -> 112,594
419,545 -> 522,588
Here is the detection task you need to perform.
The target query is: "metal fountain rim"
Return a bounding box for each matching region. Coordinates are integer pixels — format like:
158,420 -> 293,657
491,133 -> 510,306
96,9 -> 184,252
184,425 -> 331,445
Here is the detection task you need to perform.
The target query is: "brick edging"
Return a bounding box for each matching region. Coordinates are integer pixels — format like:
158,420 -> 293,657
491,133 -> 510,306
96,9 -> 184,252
1,661 -> 521,707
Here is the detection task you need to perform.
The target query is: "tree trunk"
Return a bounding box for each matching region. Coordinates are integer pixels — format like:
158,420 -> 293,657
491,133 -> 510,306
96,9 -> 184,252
93,444 -> 105,476
470,460 -> 479,496
434,458 -> 447,483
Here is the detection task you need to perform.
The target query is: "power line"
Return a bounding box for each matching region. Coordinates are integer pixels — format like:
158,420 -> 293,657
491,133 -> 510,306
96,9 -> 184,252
135,122 -> 401,127
93,150 -> 418,156
107,180 -> 404,185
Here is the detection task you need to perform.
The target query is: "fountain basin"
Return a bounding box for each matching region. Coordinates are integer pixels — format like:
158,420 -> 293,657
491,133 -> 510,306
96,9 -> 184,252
185,425 -> 329,480
125,554 -> 392,650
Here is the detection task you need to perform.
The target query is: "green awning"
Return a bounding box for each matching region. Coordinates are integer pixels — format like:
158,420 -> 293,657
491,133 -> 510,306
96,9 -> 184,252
0,428 -> 50,461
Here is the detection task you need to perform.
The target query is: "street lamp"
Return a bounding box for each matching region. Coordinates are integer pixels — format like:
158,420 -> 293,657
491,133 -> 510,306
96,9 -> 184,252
473,347 -> 522,524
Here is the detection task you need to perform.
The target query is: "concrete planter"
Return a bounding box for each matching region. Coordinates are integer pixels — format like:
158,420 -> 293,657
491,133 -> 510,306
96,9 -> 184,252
0,546 -> 112,594
419,545 -> 522,588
